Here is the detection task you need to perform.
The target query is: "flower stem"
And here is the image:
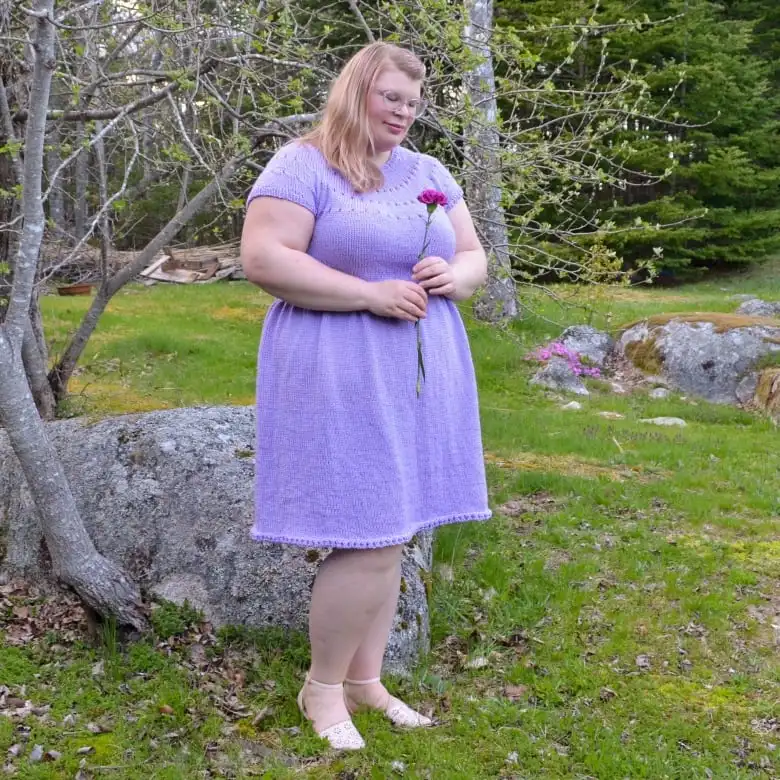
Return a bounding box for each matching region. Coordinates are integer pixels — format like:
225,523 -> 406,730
415,206 -> 437,397
415,319 -> 425,397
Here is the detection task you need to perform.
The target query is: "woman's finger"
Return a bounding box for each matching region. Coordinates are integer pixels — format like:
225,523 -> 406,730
399,299 -> 426,319
406,288 -> 428,309
413,264 -> 446,281
420,273 -> 451,289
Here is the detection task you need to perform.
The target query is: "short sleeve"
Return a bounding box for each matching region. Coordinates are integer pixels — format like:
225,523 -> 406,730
246,142 -> 322,216
426,157 -> 464,213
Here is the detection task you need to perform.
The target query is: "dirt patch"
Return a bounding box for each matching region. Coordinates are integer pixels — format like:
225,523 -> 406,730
496,492 -> 563,517
0,580 -> 88,646
621,312 -> 780,333
485,451 -> 655,482
543,549 -> 573,571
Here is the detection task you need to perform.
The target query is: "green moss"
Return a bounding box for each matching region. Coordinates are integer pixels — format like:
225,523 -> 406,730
755,367 -> 780,419
624,336 -> 664,374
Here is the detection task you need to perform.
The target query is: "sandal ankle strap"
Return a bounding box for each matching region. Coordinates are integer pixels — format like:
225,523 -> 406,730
307,676 -> 345,690
344,677 -> 382,685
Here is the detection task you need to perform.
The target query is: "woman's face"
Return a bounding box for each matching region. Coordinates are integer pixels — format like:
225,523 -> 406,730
366,66 -> 423,153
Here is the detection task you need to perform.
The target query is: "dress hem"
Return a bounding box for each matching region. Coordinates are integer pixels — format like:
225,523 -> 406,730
249,510 -> 492,549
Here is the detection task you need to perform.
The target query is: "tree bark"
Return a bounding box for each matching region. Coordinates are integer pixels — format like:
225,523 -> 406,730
49,153 -> 247,400
463,0 -> 518,322
23,315 -> 56,420
4,0 -> 55,353
73,121 -> 88,240
45,122 -> 66,234
0,77 -> 22,298
0,0 -> 147,630
0,332 -> 146,628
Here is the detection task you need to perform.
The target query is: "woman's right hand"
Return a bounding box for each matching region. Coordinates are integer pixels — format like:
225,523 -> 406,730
365,280 -> 428,322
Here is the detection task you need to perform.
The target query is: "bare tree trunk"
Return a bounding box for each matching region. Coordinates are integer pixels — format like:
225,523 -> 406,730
0,76 -> 22,294
0,334 -> 146,627
23,288 -> 55,419
46,122 -> 66,234
0,0 -> 146,630
73,121 -> 88,240
463,0 -> 518,322
176,167 -> 192,221
23,316 -> 55,419
49,153 -> 246,400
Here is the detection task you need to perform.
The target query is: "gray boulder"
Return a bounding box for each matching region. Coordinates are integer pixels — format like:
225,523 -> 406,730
530,357 -> 589,396
0,406 -> 431,674
559,325 -> 615,367
735,298 -> 780,318
617,315 -> 780,405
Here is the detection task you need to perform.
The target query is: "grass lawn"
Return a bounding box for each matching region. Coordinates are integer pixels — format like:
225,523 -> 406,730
1,262 -> 779,778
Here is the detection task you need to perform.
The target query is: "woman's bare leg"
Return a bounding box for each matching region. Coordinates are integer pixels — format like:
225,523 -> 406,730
302,544 -> 404,733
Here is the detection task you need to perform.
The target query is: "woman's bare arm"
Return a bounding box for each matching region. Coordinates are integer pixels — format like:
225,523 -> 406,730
240,197 -> 428,321
447,200 -> 488,301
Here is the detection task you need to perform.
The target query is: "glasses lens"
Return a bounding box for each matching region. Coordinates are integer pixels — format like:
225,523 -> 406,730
415,100 -> 427,117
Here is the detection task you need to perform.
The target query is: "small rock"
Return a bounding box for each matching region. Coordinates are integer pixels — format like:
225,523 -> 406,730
635,654 -> 651,670
28,746 -> 43,763
531,357 -> 589,396
503,685 -> 528,702
639,417 -> 687,427
735,373 -> 759,405
561,401 -> 582,410
506,751 -> 519,765
391,761 -> 406,774
597,411 -> 625,420
649,387 -> 670,399
610,382 -> 627,394
91,660 -> 105,678
559,325 -> 615,367
466,656 -> 489,670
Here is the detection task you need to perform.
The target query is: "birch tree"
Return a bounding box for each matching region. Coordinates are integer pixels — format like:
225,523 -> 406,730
463,0 -> 518,322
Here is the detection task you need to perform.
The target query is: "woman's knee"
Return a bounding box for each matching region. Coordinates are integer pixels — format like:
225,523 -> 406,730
333,543 -> 403,573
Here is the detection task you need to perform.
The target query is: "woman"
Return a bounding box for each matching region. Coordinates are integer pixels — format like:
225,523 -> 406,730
240,42 -> 491,751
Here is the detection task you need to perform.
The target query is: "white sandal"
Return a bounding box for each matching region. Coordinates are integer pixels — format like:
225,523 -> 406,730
297,675 -> 366,751
344,677 -> 433,728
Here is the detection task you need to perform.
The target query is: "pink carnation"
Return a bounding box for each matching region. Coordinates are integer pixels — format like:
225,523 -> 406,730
417,189 -> 448,208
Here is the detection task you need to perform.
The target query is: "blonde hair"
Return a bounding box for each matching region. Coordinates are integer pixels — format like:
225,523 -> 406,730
302,42 -> 425,193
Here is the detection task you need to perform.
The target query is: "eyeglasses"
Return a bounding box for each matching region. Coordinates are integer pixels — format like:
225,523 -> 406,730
375,89 -> 427,118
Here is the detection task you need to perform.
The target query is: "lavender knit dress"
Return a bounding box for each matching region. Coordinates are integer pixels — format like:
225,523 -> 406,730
246,141 -> 491,548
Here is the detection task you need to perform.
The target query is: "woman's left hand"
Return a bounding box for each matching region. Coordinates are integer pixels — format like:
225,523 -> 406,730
412,256 -> 457,298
